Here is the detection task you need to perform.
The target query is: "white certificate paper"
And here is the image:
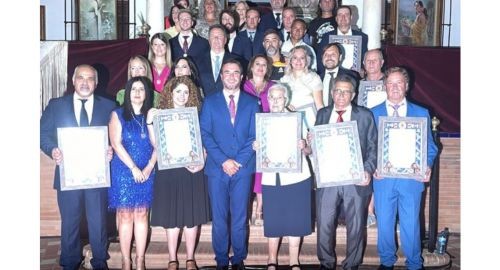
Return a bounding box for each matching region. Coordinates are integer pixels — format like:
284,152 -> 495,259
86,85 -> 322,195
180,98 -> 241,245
388,128 -> 417,168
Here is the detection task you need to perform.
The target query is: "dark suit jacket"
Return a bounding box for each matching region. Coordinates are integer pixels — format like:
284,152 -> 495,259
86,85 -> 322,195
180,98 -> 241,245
319,66 -> 361,82
236,30 -> 265,58
198,52 -> 248,97
231,34 -> 253,62
315,28 -> 369,75
258,12 -> 280,32
314,104 -> 377,196
170,33 -> 210,70
200,90 -> 259,178
40,94 -> 116,190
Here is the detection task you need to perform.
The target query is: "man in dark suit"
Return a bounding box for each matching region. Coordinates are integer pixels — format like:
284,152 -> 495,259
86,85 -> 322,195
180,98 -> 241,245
258,0 -> 286,31
200,59 -> 260,270
371,67 -> 438,270
316,5 -> 368,75
40,64 -> 116,270
220,9 -> 252,62
170,9 -> 209,68
199,24 -> 248,97
314,73 -> 377,270
320,43 -> 360,106
235,8 -> 265,59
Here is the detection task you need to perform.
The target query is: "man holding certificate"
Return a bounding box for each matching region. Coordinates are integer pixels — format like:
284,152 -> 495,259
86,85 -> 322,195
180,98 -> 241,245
314,73 -> 377,270
371,67 -> 438,270
40,64 -> 115,270
200,59 -> 260,270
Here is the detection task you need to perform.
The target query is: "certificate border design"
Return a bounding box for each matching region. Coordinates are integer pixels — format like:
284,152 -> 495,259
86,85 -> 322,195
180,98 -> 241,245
57,126 -> 111,191
377,116 -> 428,179
328,35 -> 362,72
256,112 -> 302,173
154,107 -> 204,170
311,121 -> 365,188
357,80 -> 386,108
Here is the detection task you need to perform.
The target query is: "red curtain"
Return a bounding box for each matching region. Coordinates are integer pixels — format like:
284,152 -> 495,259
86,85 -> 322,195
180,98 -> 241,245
67,38 -> 149,100
384,45 -> 460,133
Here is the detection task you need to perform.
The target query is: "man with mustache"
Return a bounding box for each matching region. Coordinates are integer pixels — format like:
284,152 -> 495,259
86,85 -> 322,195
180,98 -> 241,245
220,9 -> 252,62
262,29 -> 286,81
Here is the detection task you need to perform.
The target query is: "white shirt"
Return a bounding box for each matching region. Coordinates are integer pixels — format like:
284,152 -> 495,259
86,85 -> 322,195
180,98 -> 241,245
337,28 -> 353,36
223,89 -> 240,123
386,98 -> 407,117
178,31 -> 193,50
210,51 -> 224,79
322,67 -> 340,106
228,32 -> 237,52
329,104 -> 352,124
73,93 -> 94,126
273,11 -> 283,28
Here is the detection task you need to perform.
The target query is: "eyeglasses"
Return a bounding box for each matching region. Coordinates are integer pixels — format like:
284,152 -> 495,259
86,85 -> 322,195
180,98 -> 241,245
269,96 -> 285,102
332,89 -> 353,96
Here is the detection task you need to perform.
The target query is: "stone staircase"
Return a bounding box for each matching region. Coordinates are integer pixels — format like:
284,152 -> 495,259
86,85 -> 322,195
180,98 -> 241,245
83,200 -> 451,269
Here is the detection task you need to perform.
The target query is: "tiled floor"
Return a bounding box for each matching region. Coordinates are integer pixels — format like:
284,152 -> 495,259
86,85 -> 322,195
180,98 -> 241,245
40,233 -> 460,270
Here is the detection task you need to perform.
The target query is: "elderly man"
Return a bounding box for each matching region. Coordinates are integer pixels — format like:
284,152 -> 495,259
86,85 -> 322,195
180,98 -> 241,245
200,59 -> 260,270
40,64 -> 116,270
314,73 -> 377,270
371,67 -> 438,270
363,49 -> 385,81
262,29 -> 286,81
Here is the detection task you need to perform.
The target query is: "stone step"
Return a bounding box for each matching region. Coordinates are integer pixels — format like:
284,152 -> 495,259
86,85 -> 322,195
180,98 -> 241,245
83,241 -> 450,269
150,224 -> 379,245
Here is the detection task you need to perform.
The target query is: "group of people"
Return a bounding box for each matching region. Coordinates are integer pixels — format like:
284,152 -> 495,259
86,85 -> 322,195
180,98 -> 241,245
39,1 -> 438,270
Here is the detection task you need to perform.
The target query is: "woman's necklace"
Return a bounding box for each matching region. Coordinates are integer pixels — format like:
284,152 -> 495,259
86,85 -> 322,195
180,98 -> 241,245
131,113 -> 146,139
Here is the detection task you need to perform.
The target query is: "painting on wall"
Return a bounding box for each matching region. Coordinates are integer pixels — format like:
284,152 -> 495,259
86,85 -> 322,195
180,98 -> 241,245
391,0 -> 443,46
79,0 -> 117,40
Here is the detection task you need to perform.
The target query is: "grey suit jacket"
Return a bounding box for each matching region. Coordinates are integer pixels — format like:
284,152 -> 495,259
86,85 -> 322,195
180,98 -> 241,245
314,103 -> 377,196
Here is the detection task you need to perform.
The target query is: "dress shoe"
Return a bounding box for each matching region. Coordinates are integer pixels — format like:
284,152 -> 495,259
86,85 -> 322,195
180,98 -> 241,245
216,265 -> 229,270
231,262 -> 246,270
319,264 -> 335,270
346,267 -> 358,270
377,265 -> 394,270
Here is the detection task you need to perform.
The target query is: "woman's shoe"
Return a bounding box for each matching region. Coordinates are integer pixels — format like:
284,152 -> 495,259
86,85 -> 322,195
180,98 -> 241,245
254,211 -> 263,226
290,264 -> 301,270
267,263 -> 278,270
186,259 -> 199,270
136,256 -> 146,270
168,260 -> 179,270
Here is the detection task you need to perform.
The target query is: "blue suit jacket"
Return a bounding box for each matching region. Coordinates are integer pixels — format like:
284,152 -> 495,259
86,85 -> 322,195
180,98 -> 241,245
170,34 -> 210,69
258,12 -> 280,32
371,100 -> 438,185
40,94 -> 116,190
236,30 -> 265,58
231,34 -> 253,62
315,29 -> 369,75
198,52 -> 249,97
200,90 -> 259,178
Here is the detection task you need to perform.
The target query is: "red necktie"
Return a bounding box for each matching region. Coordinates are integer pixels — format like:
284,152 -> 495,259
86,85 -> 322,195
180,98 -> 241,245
336,110 -> 345,123
229,95 -> 236,122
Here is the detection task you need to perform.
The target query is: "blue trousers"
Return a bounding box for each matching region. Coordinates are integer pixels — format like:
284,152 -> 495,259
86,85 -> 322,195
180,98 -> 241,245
374,179 -> 424,270
57,188 -> 109,270
207,173 -> 252,266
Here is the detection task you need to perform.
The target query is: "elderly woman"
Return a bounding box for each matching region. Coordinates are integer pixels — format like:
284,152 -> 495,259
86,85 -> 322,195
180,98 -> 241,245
280,45 -> 324,129
254,83 -> 313,270
243,54 -> 275,226
233,0 -> 249,31
195,0 -> 222,39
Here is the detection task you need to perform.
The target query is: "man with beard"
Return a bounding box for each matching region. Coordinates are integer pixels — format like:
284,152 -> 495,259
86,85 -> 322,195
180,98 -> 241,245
220,9 -> 252,61
262,29 -> 286,81
320,43 -> 359,106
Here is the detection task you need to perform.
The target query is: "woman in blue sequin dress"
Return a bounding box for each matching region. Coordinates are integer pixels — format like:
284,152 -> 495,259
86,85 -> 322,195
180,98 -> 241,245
108,76 -> 156,270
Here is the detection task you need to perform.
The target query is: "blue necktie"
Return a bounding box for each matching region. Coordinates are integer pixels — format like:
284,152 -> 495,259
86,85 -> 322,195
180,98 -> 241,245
214,55 -> 221,80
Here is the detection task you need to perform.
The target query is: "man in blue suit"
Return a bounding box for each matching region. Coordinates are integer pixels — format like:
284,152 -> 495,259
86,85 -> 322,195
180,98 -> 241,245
40,64 -> 116,270
258,0 -> 286,31
315,5 -> 368,76
371,67 -> 438,270
199,25 -> 248,97
200,59 -> 260,270
170,9 -> 210,69
235,8 -> 265,59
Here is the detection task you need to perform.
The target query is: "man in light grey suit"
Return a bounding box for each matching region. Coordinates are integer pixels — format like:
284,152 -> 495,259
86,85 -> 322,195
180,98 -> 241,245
314,73 -> 377,270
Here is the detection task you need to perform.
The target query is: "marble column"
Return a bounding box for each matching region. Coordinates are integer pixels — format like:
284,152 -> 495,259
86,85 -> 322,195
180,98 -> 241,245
147,0 -> 165,37
362,0 -> 381,49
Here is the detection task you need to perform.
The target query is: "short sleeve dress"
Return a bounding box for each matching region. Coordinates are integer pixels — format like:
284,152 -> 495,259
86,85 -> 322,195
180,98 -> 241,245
108,108 -> 155,210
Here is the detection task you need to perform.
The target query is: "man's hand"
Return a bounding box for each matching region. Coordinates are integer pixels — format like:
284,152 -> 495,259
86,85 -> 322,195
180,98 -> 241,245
222,159 -> 241,176
419,167 -> 432,182
373,169 -> 383,180
51,148 -> 63,165
107,146 -> 113,162
356,171 -> 372,186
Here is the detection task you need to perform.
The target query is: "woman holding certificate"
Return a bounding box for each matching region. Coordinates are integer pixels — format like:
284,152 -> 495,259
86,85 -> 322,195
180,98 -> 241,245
148,76 -> 211,270
108,76 -> 156,270
253,83 -> 313,270
243,54 -> 275,226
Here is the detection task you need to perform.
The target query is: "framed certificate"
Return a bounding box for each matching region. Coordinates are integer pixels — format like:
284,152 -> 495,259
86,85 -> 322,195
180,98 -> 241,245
154,107 -> 204,170
377,116 -> 428,179
357,80 -> 386,108
311,121 -> 365,188
295,103 -> 317,130
328,35 -> 363,72
57,126 -> 110,191
256,112 -> 302,173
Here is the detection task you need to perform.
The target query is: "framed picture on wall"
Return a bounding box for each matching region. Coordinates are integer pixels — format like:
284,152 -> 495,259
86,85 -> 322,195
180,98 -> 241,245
391,0 -> 443,46
78,0 -> 117,40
